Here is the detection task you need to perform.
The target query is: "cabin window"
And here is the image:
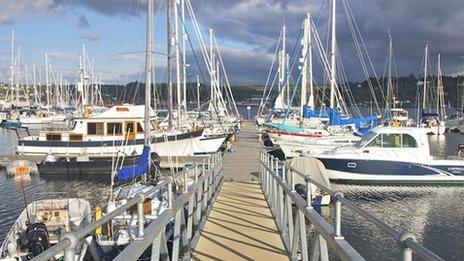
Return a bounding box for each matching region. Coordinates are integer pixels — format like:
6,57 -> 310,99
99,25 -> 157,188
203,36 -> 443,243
402,134 -> 417,148
69,134 -> 83,141
87,122 -> 104,135
107,122 -> 123,135
137,122 -> 144,133
366,134 -> 382,147
382,134 -> 402,148
46,133 -> 61,141
125,122 -> 135,133
116,107 -> 129,112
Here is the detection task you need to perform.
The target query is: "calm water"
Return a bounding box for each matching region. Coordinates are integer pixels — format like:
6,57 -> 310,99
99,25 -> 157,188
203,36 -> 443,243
0,116 -> 463,259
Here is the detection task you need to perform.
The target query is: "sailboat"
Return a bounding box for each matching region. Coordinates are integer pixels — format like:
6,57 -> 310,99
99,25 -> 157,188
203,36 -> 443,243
447,58 -> 464,132
261,3 -> 378,157
383,32 -> 414,127
419,46 -> 446,135
95,0 -> 169,258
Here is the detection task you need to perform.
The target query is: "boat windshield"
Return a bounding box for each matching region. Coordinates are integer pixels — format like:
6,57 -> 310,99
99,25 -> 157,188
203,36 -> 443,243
356,131 -> 377,148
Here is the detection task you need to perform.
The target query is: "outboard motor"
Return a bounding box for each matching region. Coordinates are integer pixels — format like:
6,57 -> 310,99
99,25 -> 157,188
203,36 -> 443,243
26,222 -> 50,258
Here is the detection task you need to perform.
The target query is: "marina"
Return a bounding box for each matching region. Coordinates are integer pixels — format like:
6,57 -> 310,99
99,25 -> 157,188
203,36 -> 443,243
0,0 -> 463,260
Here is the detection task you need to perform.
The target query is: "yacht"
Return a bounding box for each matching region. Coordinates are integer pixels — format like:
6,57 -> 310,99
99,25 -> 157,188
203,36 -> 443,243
305,126 -> 464,185
0,196 -> 93,260
16,104 -> 203,158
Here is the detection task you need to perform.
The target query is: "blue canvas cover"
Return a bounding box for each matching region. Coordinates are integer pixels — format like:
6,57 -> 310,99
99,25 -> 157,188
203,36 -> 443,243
115,146 -> 150,183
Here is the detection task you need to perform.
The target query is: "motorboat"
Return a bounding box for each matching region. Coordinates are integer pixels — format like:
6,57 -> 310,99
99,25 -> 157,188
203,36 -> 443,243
304,126 -> 464,185
0,195 -> 93,260
16,104 -> 203,158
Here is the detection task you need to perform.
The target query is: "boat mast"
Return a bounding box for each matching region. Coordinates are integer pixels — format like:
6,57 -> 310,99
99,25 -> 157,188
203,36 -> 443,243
210,28 -> 215,110
437,53 -> 446,120
9,29 -> 14,107
300,14 -> 308,116
387,31 -> 394,109
308,12 -> 314,110
196,74 -> 200,110
282,23 -> 287,107
175,0 -> 181,128
45,54 -> 50,110
15,46 -> 20,107
167,0 -> 173,128
145,0 -> 153,145
329,0 -> 337,109
422,44 -> 428,110
181,0 -> 187,114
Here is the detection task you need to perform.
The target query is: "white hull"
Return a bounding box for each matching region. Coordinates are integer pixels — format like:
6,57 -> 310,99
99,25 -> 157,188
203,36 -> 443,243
268,132 -> 359,158
193,135 -> 226,154
326,169 -> 464,185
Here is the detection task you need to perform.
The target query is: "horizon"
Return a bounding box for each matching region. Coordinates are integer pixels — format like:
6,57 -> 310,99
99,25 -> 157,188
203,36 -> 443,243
0,0 -> 463,86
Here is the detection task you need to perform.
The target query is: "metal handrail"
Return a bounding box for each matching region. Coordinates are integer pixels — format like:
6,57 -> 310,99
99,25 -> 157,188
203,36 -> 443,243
259,150 -> 444,261
33,152 -> 223,261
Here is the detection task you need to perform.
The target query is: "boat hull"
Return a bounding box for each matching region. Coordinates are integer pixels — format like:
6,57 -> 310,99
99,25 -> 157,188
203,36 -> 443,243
316,157 -> 464,185
17,130 -> 203,157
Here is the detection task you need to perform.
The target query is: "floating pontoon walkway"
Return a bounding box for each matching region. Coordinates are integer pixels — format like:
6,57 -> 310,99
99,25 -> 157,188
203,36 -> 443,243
193,121 -> 288,260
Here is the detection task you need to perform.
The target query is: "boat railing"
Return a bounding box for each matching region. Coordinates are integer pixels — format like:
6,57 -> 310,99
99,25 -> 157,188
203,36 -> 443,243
33,152 -> 223,261
258,150 -> 444,261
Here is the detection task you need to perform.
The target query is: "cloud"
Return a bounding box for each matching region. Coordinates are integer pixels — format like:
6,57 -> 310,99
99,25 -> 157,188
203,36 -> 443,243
47,50 -> 78,59
79,32 -> 101,42
76,14 -> 90,28
0,0 -> 64,25
2,0 -> 463,84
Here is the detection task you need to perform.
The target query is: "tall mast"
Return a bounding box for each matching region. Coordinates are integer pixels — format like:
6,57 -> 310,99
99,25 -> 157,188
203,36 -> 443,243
282,24 -> 287,107
437,53 -> 445,120
210,28 -> 215,109
16,46 -> 20,107
167,0 -> 173,128
329,0 -> 337,109
181,0 -> 187,113
32,64 -> 38,106
144,0 -> 153,146
196,74 -> 200,110
45,54 -> 50,109
10,29 -> 15,106
174,0 -> 181,128
300,13 -> 309,116
308,12 -> 314,110
387,31 -> 394,109
422,44 -> 428,109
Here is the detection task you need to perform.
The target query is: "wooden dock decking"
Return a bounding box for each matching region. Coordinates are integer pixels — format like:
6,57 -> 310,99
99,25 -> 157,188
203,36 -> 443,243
193,122 -> 288,260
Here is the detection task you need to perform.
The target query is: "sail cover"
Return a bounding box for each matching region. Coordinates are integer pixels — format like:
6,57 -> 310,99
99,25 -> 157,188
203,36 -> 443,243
115,146 -> 150,183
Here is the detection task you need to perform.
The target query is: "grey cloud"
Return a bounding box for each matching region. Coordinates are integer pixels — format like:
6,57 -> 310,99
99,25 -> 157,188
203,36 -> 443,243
76,14 -> 90,28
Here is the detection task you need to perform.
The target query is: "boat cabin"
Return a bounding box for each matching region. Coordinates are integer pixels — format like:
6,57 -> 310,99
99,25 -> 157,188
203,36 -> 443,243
356,126 -> 430,154
38,105 -> 158,142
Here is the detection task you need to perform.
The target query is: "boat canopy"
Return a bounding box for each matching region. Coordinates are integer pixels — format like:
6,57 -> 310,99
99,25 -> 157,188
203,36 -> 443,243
115,146 -> 150,183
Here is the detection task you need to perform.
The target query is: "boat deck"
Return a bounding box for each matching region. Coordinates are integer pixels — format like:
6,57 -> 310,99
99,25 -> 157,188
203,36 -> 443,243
193,121 -> 288,260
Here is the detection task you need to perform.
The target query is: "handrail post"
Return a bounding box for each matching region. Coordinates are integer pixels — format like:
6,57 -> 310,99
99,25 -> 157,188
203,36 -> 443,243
398,233 -> 416,261
168,180 -> 173,209
184,171 -> 188,193
136,193 -> 146,238
305,177 -> 313,209
333,191 -> 344,239
60,233 -> 77,261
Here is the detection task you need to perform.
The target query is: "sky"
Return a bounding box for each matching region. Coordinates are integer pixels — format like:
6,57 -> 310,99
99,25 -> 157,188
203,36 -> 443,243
0,0 -> 463,85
